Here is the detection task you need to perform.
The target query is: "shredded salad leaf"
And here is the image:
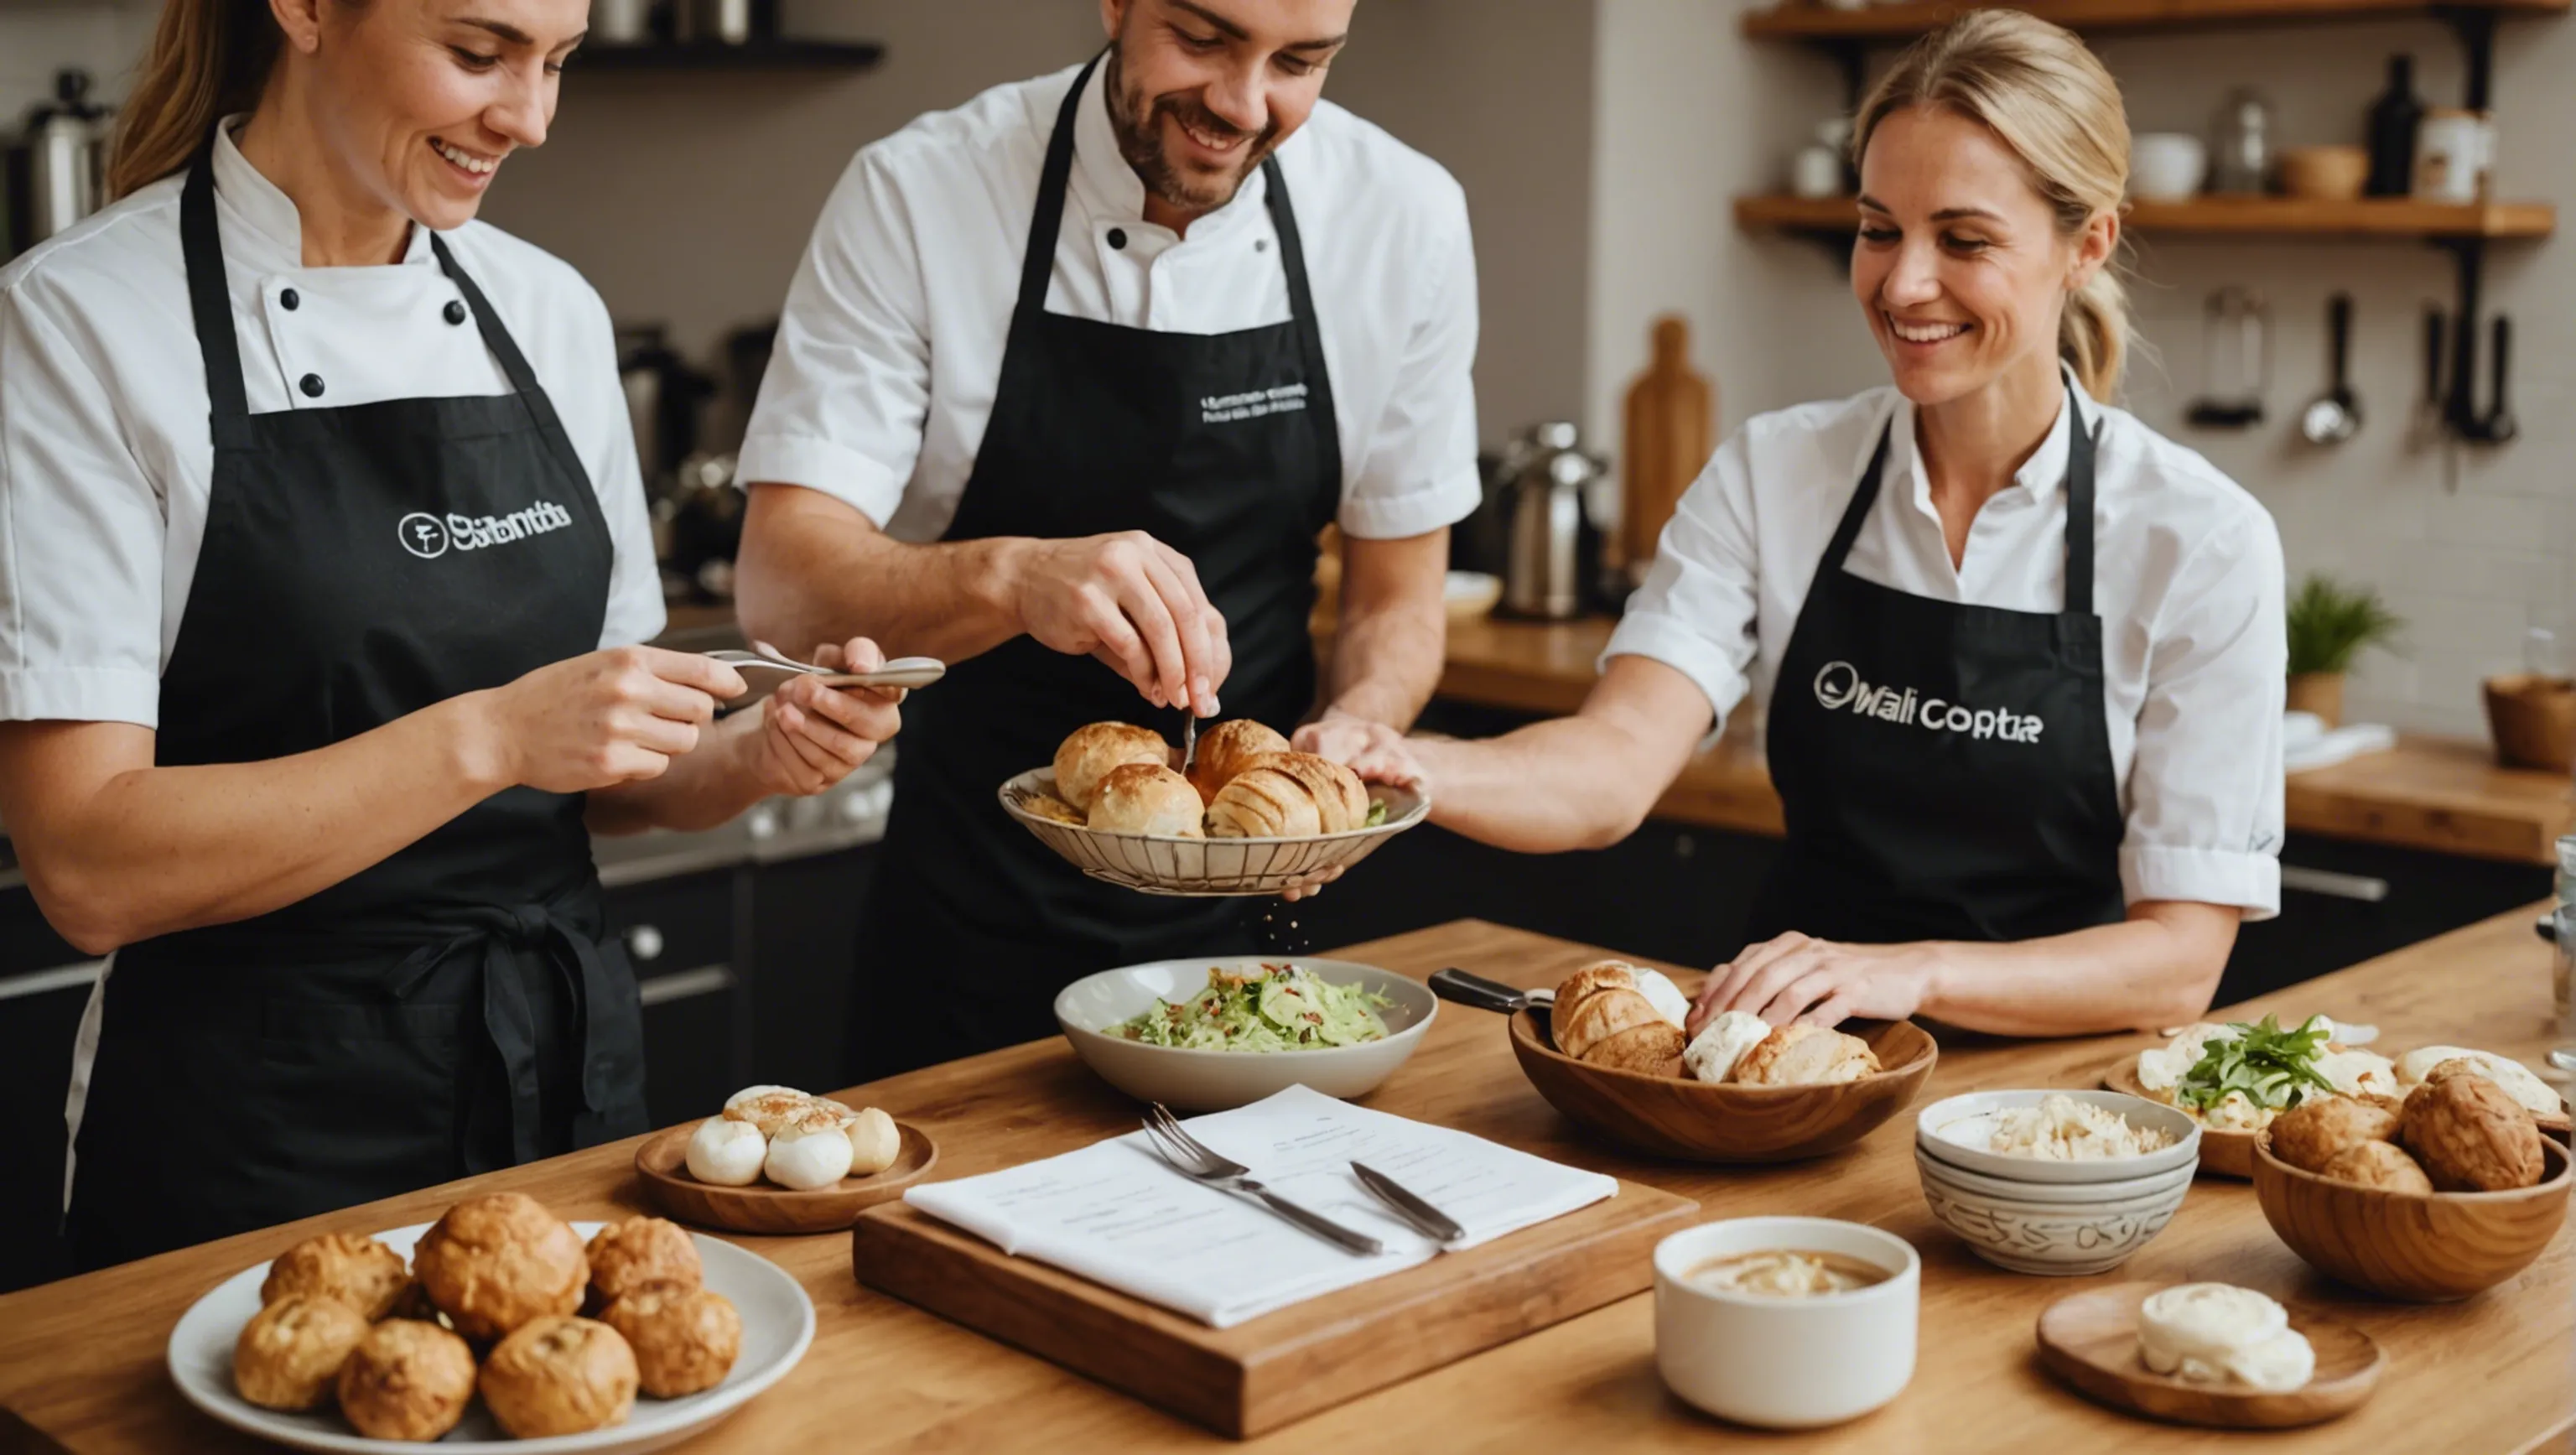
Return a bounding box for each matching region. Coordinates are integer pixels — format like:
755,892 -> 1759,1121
2174,1013 -> 2339,1114
1115,964 -> 1392,1052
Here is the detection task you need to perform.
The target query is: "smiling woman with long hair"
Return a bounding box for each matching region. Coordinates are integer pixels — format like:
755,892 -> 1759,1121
1306,10 -> 2288,1043
0,0 -> 901,1268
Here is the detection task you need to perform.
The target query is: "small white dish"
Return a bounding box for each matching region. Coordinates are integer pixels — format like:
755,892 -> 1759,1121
1654,1216 -> 1919,1430
1916,1152 -> 2191,1276
1054,957 -> 1437,1112
1916,1089 -> 2201,1183
167,1221 -> 813,1454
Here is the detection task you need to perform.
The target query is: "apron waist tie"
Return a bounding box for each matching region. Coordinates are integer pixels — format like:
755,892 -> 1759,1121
388,902 -> 618,1167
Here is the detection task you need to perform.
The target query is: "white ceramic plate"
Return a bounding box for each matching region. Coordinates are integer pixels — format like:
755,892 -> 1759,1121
1914,1089 -> 2202,1184
999,768 -> 1428,897
167,1222 -> 813,1453
1054,957 -> 1437,1111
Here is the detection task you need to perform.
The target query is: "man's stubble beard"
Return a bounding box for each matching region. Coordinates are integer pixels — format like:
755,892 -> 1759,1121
1103,39 -> 1282,217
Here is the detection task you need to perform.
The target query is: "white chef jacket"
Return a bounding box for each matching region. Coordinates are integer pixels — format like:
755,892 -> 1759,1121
1607,377 -> 2286,918
739,60 -> 1482,543
0,119 -> 666,729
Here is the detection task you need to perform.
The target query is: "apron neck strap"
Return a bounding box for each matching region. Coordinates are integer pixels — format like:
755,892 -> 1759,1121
1017,50 -> 1317,327
179,127 -> 252,430
430,233 -> 546,399
1826,379 -> 2101,615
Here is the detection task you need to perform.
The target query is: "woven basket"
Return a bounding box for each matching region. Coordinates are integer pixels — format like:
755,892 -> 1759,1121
2483,673 -> 2576,773
998,769 -> 1428,897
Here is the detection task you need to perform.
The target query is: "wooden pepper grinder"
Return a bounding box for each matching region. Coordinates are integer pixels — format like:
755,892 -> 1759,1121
1620,315 -> 1714,579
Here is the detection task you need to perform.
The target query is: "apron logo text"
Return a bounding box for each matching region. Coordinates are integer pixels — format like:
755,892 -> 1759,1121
1200,382 -> 1309,425
397,501 -> 574,559
1813,660 -> 2045,745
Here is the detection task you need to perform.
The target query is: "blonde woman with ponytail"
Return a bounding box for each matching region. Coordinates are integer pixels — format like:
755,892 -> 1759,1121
0,0 -> 900,1271
1303,10 -> 2288,1041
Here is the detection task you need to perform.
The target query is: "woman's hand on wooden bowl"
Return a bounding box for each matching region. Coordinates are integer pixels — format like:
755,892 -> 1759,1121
1686,933 -> 1945,1037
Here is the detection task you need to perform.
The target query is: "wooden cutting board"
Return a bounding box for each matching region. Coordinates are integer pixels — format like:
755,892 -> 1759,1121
851,1180 -> 1698,1438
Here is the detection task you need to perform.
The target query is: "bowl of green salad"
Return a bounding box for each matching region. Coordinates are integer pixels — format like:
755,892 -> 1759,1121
1054,957 -> 1439,1110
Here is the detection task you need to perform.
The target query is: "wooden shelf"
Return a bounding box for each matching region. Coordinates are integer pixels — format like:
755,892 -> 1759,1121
1734,194 -> 2558,240
573,39 -> 884,72
1743,0 -> 2566,42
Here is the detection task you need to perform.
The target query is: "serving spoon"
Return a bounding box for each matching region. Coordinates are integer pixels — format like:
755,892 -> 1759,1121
704,647 -> 947,704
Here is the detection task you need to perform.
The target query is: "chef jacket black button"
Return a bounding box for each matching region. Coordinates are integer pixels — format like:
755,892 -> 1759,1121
444,300 -> 468,325
279,288 -> 300,310
1107,227 -> 1128,250
299,373 -> 325,398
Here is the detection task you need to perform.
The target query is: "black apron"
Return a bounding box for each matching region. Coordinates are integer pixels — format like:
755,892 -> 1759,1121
856,54 -> 1343,1078
65,132 -> 647,1270
1748,383 -> 2127,946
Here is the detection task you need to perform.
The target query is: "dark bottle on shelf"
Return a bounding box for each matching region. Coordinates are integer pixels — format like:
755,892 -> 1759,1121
2365,55 -> 2422,198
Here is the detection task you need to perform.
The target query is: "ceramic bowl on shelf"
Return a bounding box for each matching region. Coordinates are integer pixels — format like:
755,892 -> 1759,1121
2251,1133 -> 2569,1302
1914,1146 -> 2194,1276
2132,133 -> 2208,202
2279,144 -> 2371,201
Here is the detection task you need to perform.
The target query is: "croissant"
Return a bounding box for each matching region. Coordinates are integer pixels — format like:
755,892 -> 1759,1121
1204,766 -> 1324,838
1053,723 -> 1171,811
1242,751 -> 1370,833
1086,763 -> 1205,837
1551,961 -> 1684,1073
1186,720 -> 1290,803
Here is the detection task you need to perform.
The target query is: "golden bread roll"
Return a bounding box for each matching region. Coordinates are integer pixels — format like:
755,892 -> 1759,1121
602,1281 -> 743,1399
1732,1024 -> 1882,1086
335,1317 -> 476,1442
1021,792 -> 1086,826
1052,723 -> 1171,811
1085,762 -> 1207,836
1549,960 -> 1636,1052
413,1193 -> 587,1343
233,1293 -> 371,1411
1555,980 -> 1682,1068
2401,1073 -> 2545,1191
260,1231 -> 412,1322
1204,766 -> 1323,838
1244,751 -> 1370,833
2317,1139 -> 2435,1194
2267,1095 -> 2399,1174
584,1216 -> 702,1315
1187,719 -> 1290,802
480,1316 -> 639,1439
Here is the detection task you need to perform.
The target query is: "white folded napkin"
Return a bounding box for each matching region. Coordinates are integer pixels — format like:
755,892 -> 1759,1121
903,1084 -> 1618,1328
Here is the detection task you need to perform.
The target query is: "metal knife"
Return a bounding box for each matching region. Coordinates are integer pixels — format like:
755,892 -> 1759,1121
1352,1161 -> 1467,1245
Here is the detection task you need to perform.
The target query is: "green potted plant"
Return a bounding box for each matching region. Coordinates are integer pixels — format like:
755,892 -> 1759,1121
2285,574 -> 2403,727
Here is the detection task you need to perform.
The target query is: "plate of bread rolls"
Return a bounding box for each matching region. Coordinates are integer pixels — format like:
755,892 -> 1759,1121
1438,960 -> 1938,1163
999,720 -> 1429,896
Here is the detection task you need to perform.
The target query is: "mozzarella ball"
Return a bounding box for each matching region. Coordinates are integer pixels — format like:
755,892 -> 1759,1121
845,1107 -> 901,1177
1683,1010 -> 1774,1084
1631,969 -> 1690,1030
764,1110 -> 855,1190
683,1117 -> 766,1187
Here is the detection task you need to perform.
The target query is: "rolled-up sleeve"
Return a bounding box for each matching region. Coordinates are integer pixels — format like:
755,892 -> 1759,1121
1601,428 -> 1760,740
2119,508 -> 2286,918
0,284 -> 165,726
737,149 -> 930,527
1336,179 -> 1480,541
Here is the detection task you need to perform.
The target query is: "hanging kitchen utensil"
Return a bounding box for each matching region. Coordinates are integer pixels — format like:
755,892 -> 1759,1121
2185,287 -> 2268,429
2410,305 -> 2446,449
2299,294 -> 2361,445
2474,314 -> 2516,444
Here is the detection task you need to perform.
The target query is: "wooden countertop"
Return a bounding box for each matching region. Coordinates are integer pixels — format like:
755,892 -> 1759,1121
1410,615 -> 2575,866
4,910 -> 2567,1453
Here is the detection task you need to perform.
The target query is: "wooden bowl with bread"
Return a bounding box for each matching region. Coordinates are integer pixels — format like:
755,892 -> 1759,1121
1444,961 -> 1937,1162
1000,720 -> 1427,896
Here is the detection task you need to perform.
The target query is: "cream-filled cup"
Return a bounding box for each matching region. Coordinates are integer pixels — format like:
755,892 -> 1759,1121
1654,1216 -> 1919,1429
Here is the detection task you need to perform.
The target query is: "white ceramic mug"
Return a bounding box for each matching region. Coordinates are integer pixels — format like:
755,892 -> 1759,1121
1654,1216 -> 1920,1429
2131,133 -> 2208,202
1790,145 -> 1845,200
2415,108 -> 2494,204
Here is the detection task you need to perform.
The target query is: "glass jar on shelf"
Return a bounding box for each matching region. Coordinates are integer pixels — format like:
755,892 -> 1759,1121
2210,88 -> 2275,195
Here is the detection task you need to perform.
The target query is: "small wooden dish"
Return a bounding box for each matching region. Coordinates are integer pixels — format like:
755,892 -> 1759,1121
1506,1011 -> 1935,1162
2251,1134 -> 2569,1302
2100,1061 -> 2254,1177
2036,1282 -> 2383,1428
636,1120 -> 938,1235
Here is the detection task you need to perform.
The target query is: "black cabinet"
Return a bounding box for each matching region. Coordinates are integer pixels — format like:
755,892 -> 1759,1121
2220,833 -> 2553,1004
0,978 -> 87,1293
604,869 -> 745,1130
745,844 -> 880,1095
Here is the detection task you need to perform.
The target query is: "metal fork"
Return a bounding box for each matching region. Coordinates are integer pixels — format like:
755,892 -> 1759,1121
1140,1104 -> 1384,1255
1180,712 -> 1202,776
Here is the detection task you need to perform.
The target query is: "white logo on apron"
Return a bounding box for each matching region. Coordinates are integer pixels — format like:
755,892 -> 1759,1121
1812,660 -> 2045,744
399,501 -> 574,559
1200,382 -> 1309,425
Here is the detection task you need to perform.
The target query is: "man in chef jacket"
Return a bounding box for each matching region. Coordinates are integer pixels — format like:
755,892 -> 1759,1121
734,0 -> 1479,1076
